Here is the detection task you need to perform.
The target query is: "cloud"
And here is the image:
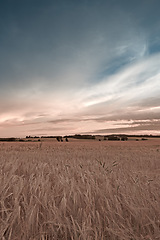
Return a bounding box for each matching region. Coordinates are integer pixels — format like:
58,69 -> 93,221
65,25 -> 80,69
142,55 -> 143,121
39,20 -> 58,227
79,53 -> 160,113
0,0 -> 160,136
92,119 -> 160,135
1,52 -> 160,137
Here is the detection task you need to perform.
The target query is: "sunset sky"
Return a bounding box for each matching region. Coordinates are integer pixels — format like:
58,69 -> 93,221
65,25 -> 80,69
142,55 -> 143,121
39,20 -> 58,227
0,0 -> 160,137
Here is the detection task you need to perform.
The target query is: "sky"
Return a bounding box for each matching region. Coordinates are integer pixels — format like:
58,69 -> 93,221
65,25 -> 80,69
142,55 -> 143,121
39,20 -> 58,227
0,0 -> 160,137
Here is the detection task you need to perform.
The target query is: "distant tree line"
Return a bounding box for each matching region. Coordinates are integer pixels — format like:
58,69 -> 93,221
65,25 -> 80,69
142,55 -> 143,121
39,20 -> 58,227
64,134 -> 95,139
107,136 -> 128,141
0,134 -> 159,143
25,134 -> 160,140
26,136 -> 40,138
56,137 -> 68,142
0,138 -> 16,142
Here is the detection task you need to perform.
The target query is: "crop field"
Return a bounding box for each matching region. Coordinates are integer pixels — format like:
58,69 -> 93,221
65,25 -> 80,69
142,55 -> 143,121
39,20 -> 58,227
0,139 -> 160,240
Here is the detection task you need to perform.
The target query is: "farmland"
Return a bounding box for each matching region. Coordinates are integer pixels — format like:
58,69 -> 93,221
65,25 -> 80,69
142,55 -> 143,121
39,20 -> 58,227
0,139 -> 160,239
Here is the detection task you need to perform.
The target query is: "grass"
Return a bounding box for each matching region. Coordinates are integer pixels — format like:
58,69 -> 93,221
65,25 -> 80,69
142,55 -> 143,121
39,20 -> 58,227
0,140 -> 160,239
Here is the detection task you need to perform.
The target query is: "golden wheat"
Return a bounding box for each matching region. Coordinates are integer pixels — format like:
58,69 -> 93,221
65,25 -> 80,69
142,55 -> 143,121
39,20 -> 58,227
0,140 -> 160,239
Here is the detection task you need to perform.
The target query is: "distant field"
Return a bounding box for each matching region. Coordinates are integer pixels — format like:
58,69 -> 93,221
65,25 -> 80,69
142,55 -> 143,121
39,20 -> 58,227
0,139 -> 160,239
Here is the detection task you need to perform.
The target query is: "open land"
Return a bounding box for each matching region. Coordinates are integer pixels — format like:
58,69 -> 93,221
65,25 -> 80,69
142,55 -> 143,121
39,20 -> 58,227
0,138 -> 160,239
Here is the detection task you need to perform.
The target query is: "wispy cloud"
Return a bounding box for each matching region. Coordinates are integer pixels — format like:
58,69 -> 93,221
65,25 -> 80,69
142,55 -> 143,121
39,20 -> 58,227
92,119 -> 160,135
0,1 -> 160,136
1,52 -> 160,136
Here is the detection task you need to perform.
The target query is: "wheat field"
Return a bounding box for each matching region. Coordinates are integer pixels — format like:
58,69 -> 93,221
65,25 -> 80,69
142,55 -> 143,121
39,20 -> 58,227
0,139 -> 160,240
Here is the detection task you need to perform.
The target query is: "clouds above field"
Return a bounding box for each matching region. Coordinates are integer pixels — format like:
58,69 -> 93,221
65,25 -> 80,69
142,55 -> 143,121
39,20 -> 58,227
0,0 -> 160,136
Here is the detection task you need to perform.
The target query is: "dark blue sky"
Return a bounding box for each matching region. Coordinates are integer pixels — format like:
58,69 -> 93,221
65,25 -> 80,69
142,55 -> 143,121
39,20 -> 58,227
0,0 -> 160,136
